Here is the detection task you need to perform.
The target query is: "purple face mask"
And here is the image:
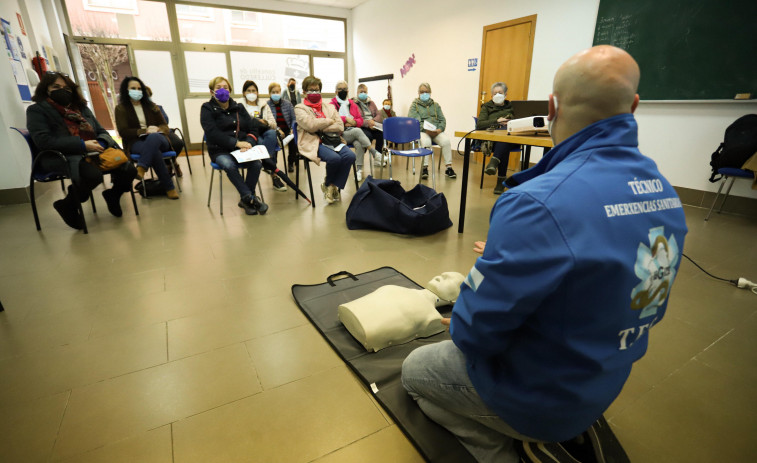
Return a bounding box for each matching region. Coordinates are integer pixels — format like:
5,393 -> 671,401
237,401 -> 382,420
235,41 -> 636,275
214,88 -> 230,103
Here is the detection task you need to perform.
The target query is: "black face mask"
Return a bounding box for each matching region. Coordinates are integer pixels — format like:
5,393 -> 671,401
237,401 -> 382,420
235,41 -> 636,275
50,88 -> 74,107
288,84 -> 295,91
337,90 -> 348,100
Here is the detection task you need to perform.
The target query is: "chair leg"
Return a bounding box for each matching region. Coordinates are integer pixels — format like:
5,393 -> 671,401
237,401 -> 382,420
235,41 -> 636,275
175,128 -> 192,175
130,186 -> 139,216
705,177 -> 727,221
257,181 -> 265,203
78,195 -> 89,235
388,152 -> 394,180
219,170 -> 223,215
431,153 -> 437,191
438,150 -> 442,172
353,163 -> 359,189
59,178 -> 65,193
90,192 -> 97,213
30,177 -> 41,231
170,158 -> 182,192
295,157 -> 301,200
306,160 -> 315,208
201,140 -> 206,167
480,153 -> 486,189
717,177 -> 737,214
207,168 -> 215,208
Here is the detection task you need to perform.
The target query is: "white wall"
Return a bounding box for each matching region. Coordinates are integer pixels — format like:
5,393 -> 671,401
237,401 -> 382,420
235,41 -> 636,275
351,0 -> 757,198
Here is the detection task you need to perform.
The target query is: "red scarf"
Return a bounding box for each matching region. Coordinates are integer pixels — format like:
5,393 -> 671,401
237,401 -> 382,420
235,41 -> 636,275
48,98 -> 96,141
383,109 -> 392,118
303,98 -> 325,118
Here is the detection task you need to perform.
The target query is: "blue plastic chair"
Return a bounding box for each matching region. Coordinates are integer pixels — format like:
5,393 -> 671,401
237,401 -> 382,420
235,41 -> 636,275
705,167 -> 754,221
156,104 -> 192,175
129,149 -> 182,198
381,117 -> 436,190
11,127 -> 139,234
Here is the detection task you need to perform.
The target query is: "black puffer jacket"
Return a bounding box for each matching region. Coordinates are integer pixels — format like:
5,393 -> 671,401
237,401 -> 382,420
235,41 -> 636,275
200,98 -> 268,162
26,100 -> 117,157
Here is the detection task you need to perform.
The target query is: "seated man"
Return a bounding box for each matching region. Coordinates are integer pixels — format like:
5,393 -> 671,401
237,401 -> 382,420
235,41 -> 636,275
401,45 -> 688,463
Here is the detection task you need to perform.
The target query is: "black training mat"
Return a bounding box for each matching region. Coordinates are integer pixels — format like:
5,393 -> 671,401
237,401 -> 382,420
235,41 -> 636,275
291,267 -> 476,463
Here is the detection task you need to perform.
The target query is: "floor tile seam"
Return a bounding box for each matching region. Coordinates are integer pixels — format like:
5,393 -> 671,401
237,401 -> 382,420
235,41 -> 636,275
49,390 -> 72,462
304,426 -> 394,463
693,328 -> 734,358
167,391 -> 264,426
243,341 -> 264,392
259,364 -> 344,392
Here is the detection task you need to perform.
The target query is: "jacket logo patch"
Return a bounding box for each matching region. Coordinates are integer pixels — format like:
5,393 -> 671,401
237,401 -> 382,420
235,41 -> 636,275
464,266 -> 484,292
630,226 -> 679,318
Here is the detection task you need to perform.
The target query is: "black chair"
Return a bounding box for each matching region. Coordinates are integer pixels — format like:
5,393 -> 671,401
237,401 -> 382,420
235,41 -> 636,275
12,127 -> 139,234
157,104 -> 192,175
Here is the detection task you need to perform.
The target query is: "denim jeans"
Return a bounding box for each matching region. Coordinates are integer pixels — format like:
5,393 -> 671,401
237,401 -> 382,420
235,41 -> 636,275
131,133 -> 175,190
317,144 -> 355,189
342,127 -> 370,169
492,142 -> 521,176
213,154 -> 262,200
401,340 -> 535,463
260,129 -> 279,164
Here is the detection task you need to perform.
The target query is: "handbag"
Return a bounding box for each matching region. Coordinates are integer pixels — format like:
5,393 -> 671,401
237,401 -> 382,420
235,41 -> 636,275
86,147 -> 129,171
319,132 -> 342,147
346,177 -> 452,235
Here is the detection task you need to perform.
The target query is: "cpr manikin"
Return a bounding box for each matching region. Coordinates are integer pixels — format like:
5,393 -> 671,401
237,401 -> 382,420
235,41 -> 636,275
338,272 -> 465,352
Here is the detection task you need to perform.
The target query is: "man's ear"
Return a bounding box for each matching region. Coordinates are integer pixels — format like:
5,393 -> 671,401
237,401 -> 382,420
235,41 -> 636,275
630,94 -> 640,113
548,94 -> 556,121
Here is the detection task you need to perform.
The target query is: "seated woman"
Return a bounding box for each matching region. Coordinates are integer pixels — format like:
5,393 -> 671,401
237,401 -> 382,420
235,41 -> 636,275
294,75 -> 356,204
144,86 -> 184,177
476,81 -> 521,195
26,72 -> 137,229
264,81 -> 298,176
329,80 -> 371,181
353,83 -> 383,166
115,76 -> 179,199
408,82 -> 455,179
240,80 -> 286,192
200,76 -> 269,215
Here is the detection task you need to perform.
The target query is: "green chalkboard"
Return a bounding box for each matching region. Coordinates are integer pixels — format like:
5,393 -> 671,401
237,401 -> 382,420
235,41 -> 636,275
593,0 -> 757,100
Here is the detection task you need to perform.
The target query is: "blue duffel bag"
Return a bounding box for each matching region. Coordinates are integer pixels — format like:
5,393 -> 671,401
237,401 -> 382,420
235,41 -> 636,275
346,176 -> 452,236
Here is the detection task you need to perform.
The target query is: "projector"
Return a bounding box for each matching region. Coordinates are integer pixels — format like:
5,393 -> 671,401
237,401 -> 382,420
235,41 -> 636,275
507,116 -> 549,134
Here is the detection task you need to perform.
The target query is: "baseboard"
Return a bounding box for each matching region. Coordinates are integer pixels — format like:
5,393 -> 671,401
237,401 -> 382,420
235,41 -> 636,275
674,186 -> 757,218
0,186 -> 30,205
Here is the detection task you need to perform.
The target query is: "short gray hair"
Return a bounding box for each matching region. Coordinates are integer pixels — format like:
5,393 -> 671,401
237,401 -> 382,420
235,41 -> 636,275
335,80 -> 348,90
418,82 -> 431,93
491,82 -> 508,94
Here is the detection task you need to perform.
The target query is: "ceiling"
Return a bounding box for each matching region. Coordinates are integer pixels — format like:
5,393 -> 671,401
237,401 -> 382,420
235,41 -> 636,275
278,0 -> 371,9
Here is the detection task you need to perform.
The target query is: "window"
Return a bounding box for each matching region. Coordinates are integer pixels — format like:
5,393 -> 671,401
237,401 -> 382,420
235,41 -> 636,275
313,57 -> 345,94
230,10 -> 260,29
65,0 -> 171,41
230,52 -> 310,94
175,5 -> 214,21
184,51 -> 228,93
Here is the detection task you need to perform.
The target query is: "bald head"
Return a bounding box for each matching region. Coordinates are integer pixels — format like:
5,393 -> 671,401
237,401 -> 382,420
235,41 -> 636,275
549,45 -> 640,144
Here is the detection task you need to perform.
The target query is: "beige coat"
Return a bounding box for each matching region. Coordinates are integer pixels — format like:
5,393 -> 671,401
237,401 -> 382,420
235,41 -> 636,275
294,102 -> 344,165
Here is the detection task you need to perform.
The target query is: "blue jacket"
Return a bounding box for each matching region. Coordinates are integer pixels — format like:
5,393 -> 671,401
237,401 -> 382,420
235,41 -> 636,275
265,98 -> 295,130
450,114 -> 688,442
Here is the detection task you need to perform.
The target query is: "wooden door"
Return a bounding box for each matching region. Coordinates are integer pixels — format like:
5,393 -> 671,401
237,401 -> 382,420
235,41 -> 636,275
478,15 -> 536,169
478,15 -> 536,105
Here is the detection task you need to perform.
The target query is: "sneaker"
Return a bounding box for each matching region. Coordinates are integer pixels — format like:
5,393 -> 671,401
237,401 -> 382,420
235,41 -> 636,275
321,182 -> 335,204
372,151 -> 383,167
356,169 -> 363,182
493,176 -> 507,195
421,166 -> 429,179
252,196 -> 269,215
445,166 -> 457,178
53,197 -> 83,229
101,188 -> 123,217
238,196 -> 258,215
332,185 -> 341,202
484,156 -> 500,176
272,175 -> 288,192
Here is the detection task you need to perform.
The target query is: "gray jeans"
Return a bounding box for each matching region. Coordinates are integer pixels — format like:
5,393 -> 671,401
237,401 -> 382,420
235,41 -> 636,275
401,340 -> 536,463
342,127 -> 371,169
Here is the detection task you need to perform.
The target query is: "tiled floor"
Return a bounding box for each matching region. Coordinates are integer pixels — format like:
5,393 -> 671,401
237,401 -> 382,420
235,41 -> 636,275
0,154 -> 755,462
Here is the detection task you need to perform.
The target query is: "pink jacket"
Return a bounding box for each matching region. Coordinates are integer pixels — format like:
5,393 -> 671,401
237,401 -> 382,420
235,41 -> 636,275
329,97 -> 364,128
294,102 -> 344,165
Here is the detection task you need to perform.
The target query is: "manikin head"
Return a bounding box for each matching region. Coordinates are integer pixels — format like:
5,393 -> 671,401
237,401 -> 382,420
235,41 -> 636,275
427,272 -> 465,302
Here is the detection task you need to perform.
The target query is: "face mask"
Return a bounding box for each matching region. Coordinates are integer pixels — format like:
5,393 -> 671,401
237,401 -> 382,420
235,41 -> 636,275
288,84 -> 295,91
128,89 -> 143,101
306,93 -> 322,104
214,88 -> 230,103
383,105 -> 391,111
548,96 -> 558,139
271,94 -> 281,102
49,88 -> 73,107
419,92 -> 430,102
337,90 -> 348,100
492,93 -> 505,105
358,92 -> 368,101
245,93 -> 258,103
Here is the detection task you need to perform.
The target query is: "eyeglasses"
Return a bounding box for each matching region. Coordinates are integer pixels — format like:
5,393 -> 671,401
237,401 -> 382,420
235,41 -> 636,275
306,90 -> 320,94
46,71 -> 70,78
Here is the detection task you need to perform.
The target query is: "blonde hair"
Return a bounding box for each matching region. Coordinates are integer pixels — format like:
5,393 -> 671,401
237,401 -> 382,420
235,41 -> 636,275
418,82 -> 431,93
268,82 -> 281,93
208,76 -> 232,93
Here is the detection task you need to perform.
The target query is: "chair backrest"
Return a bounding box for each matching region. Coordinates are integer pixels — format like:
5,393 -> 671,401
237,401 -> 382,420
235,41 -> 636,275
10,127 -> 37,157
157,105 -> 169,125
383,117 -> 421,145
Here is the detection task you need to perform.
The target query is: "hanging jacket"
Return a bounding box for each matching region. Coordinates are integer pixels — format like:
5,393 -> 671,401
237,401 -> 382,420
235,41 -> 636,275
451,113 -> 688,442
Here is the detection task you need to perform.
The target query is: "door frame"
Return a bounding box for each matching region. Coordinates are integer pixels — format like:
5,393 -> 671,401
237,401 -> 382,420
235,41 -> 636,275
477,15 -> 537,106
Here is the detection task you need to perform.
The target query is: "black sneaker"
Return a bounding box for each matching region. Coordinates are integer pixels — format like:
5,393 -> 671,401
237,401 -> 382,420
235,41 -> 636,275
238,195 -> 258,215
288,163 -> 295,173
272,176 -> 288,192
102,189 -> 123,217
252,196 -> 269,215
53,198 -> 83,229
421,166 -> 429,179
445,167 -> 457,178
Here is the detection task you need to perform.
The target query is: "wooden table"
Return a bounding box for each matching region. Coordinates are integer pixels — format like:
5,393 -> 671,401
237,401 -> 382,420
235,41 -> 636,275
453,130 -> 554,233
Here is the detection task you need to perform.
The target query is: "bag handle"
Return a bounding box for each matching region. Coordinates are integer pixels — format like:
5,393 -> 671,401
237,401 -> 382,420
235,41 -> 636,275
327,271 -> 358,287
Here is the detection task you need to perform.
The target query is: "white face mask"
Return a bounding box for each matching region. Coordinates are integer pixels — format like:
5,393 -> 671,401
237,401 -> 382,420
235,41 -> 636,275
245,93 -> 258,103
548,96 -> 559,139
492,93 -> 505,105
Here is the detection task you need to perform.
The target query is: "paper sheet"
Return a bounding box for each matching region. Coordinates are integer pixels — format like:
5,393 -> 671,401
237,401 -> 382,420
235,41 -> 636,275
373,122 -> 383,132
282,133 -> 294,145
231,145 -> 270,163
422,120 -> 437,131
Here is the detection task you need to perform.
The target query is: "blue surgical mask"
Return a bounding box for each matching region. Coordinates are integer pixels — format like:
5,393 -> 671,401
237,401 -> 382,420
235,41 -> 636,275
383,104 -> 391,111
128,89 -> 143,101
358,92 -> 368,101
271,94 -> 281,102
419,92 -> 430,102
